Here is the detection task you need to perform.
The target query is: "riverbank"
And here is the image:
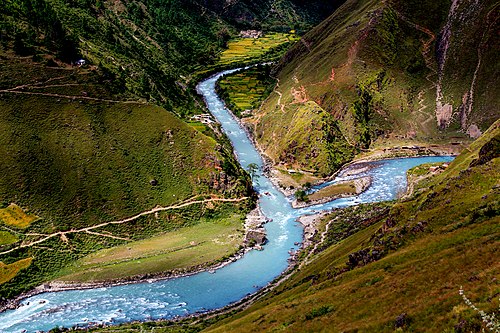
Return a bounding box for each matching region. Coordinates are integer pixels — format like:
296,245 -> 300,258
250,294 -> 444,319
0,204 -> 269,314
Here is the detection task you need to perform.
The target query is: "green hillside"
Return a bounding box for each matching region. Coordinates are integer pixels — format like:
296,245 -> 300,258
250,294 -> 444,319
0,52 -> 253,299
246,0 -> 499,180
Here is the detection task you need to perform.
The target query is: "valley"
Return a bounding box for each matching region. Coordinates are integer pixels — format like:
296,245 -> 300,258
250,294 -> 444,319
0,0 -> 498,332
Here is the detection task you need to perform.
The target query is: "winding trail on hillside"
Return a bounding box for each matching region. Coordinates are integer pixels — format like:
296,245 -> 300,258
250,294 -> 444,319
0,196 -> 248,256
0,76 -> 145,104
396,12 -> 437,128
0,89 -> 146,104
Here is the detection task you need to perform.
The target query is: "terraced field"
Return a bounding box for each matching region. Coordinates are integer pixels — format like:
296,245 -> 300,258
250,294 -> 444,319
216,65 -> 275,117
217,33 -> 299,66
0,204 -> 39,229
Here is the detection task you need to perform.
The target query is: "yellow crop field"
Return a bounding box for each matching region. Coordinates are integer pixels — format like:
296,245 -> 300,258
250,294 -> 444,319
217,32 -> 299,65
0,231 -> 18,246
0,204 -> 39,229
0,258 -> 33,285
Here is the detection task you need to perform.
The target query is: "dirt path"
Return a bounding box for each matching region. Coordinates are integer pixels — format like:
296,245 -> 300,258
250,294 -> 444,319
0,89 -> 146,104
273,78 -> 286,113
4,76 -> 69,91
0,196 -> 248,256
0,74 -> 146,105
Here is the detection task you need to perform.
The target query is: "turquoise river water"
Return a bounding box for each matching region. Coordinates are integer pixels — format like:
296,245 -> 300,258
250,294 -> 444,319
0,68 -> 454,332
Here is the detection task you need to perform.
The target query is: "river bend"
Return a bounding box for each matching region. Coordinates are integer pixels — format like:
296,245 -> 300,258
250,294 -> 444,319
0,68 -> 454,332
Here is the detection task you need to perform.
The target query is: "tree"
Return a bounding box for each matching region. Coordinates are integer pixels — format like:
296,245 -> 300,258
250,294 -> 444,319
295,189 -> 308,202
246,163 -> 260,184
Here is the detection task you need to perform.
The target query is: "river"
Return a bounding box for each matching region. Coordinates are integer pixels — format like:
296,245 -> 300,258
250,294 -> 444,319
0,68 -> 454,332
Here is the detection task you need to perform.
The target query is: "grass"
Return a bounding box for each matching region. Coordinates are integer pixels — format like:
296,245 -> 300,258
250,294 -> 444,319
0,204 -> 39,229
255,101 -> 355,177
56,214 -> 245,283
275,167 -> 320,190
0,258 -> 32,284
0,231 -> 18,246
307,181 -> 357,202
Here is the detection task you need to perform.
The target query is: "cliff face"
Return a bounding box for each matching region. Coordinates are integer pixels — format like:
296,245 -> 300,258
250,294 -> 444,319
251,0 -> 499,176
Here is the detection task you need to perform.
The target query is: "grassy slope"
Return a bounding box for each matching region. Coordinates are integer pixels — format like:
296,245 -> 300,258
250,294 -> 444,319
56,213 -> 245,283
201,121 -> 500,333
0,61 -> 247,229
250,0 -> 499,180
0,54 -> 251,299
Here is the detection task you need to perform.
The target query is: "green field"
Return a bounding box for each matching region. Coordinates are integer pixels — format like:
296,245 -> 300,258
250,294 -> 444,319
217,33 -> 299,66
56,213 -> 245,282
216,65 -> 276,117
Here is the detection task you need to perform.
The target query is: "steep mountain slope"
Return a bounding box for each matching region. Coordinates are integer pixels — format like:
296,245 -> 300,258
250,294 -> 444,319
201,121 -> 500,333
248,0 -> 499,178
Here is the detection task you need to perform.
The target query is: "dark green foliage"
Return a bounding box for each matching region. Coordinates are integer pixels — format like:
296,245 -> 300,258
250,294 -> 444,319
353,85 -> 374,147
373,8 -> 400,66
295,189 -> 308,202
351,71 -> 389,148
390,0 -> 451,33
305,305 -> 335,320
322,114 -> 357,171
198,0 -> 344,32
